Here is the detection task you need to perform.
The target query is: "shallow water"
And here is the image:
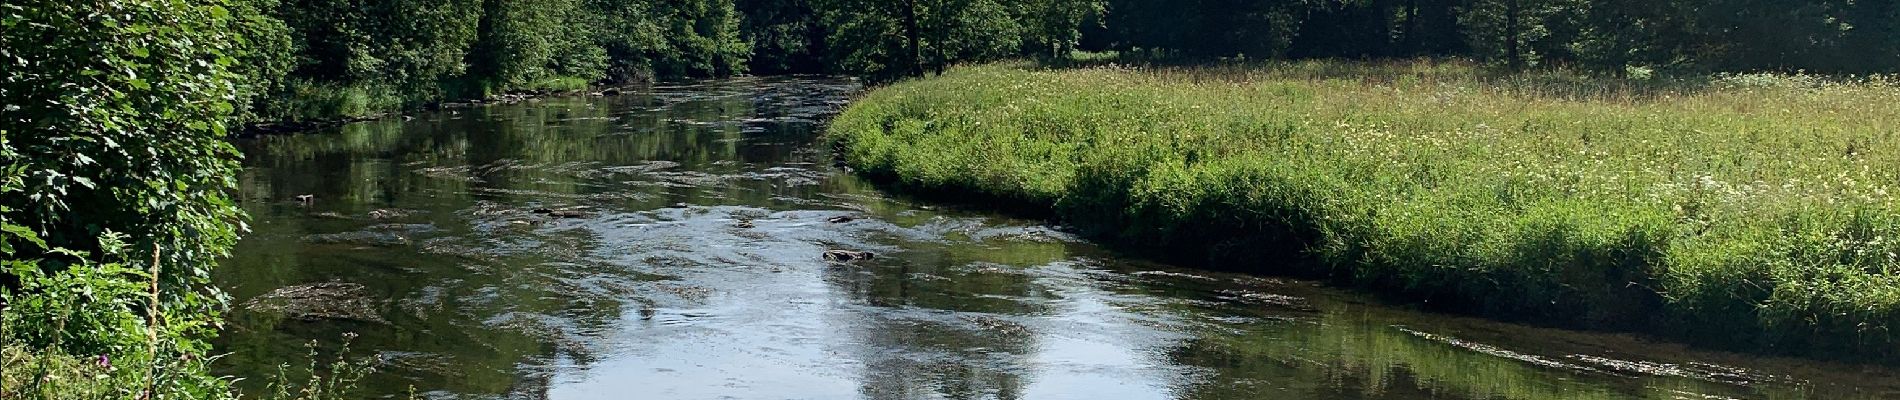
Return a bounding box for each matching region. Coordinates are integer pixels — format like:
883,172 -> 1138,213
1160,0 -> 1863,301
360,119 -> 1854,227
218,77 -> 1900,400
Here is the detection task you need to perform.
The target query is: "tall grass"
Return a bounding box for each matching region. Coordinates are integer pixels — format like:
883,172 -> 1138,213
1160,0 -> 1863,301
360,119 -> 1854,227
828,60 -> 1900,360
0,336 -> 385,400
265,80 -> 409,122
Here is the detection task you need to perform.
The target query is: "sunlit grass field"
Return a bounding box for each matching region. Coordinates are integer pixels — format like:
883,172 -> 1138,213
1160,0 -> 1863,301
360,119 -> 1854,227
828,60 -> 1900,359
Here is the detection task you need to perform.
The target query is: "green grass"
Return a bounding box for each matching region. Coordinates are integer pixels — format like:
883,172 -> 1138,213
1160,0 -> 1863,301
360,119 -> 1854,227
260,75 -> 598,123
266,80 -> 409,122
517,75 -> 595,93
827,60 -> 1900,360
1,345 -> 233,400
2,336 -> 386,400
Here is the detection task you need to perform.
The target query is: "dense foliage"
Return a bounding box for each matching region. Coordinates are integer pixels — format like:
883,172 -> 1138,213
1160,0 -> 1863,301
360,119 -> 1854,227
133,0 -> 1900,123
225,0 -> 1112,119
12,0 -> 1878,125
1098,0 -> 1900,73
2,0 -> 250,397
830,62 -> 1900,360
251,0 -> 751,121
729,0 -> 1900,78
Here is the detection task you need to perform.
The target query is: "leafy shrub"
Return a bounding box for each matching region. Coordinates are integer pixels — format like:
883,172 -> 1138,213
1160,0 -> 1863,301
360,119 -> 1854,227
1,0 -> 249,396
2,0 -> 248,343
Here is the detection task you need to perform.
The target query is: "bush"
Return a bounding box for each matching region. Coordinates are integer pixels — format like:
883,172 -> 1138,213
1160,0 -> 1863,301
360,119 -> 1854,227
1,0 -> 249,396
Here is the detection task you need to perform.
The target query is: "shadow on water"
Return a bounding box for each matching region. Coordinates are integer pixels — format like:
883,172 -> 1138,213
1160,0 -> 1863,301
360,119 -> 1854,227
218,77 -> 1900,400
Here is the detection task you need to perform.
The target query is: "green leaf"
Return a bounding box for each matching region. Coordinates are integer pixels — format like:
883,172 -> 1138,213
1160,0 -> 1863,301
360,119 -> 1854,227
2,223 -> 45,250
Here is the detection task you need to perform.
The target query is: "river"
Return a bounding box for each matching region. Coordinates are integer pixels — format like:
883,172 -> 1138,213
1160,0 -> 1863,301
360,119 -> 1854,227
216,77 -> 1900,400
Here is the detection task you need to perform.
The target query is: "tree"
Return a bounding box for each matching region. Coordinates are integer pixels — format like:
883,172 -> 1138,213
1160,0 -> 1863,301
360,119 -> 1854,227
2,0 -> 249,370
813,0 -> 1024,79
1398,0 -> 1467,56
469,0 -> 580,89
1105,0 -> 1305,59
582,0 -> 669,81
738,0 -> 829,74
647,0 -> 751,77
1016,0 -> 1105,58
1460,0 -> 1562,68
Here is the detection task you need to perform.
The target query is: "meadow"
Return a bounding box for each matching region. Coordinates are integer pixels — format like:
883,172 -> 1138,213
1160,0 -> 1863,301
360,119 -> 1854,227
827,61 -> 1900,360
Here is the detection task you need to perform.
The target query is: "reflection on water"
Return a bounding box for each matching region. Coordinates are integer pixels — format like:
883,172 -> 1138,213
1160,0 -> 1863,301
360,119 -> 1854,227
218,77 -> 1900,400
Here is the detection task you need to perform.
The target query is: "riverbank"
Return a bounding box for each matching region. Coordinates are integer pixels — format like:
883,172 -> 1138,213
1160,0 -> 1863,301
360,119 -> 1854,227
238,77 -> 605,136
826,60 -> 1900,362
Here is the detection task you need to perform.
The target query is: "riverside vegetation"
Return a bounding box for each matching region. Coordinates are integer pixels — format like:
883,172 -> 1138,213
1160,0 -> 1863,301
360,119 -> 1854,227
8,0 -> 1900,397
4,0 -> 1084,396
0,0 -> 388,398
829,61 -> 1900,360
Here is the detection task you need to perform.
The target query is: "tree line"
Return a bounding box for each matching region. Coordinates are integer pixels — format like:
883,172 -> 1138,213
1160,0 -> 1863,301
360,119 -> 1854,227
217,0 -> 1900,121
798,0 -> 1900,75
1098,0 -> 1899,73
235,0 -> 1109,115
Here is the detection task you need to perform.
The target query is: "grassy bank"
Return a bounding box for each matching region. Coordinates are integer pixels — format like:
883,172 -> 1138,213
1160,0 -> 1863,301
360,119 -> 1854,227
827,61 -> 1900,361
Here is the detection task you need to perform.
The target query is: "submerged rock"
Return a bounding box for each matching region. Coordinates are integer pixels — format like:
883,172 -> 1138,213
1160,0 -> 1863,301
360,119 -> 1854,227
244,282 -> 385,323
1218,290 -> 1317,312
960,314 -> 1030,336
1132,270 -> 1220,281
303,231 -> 412,247
531,207 -> 591,218
823,250 -> 875,262
368,208 -> 422,220
1565,354 -> 1784,386
1397,327 -> 1598,373
366,223 -> 440,234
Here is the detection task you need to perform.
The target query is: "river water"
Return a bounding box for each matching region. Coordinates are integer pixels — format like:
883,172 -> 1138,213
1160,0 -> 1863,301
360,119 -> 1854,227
217,77 -> 1899,400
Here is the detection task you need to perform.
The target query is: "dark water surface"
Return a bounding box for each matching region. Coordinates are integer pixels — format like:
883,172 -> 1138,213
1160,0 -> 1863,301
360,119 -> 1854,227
218,77 -> 1900,400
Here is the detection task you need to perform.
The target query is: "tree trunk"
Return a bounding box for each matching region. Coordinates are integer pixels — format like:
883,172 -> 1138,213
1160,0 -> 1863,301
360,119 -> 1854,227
1505,0 -> 1522,70
1401,0 -> 1420,55
1373,0 -> 1396,57
901,0 -> 924,77
934,41 -> 948,76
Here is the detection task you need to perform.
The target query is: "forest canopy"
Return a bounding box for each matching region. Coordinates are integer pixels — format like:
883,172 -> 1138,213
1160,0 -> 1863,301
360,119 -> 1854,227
236,0 -> 1900,121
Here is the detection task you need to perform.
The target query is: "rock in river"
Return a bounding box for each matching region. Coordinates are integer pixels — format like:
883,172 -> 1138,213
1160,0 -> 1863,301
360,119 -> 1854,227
530,207 -> 591,218
302,230 -> 412,247
823,250 -> 875,262
243,282 -> 386,323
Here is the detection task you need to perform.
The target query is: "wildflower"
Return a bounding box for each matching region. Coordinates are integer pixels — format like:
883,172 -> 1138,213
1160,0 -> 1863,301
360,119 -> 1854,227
96,354 -> 110,369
